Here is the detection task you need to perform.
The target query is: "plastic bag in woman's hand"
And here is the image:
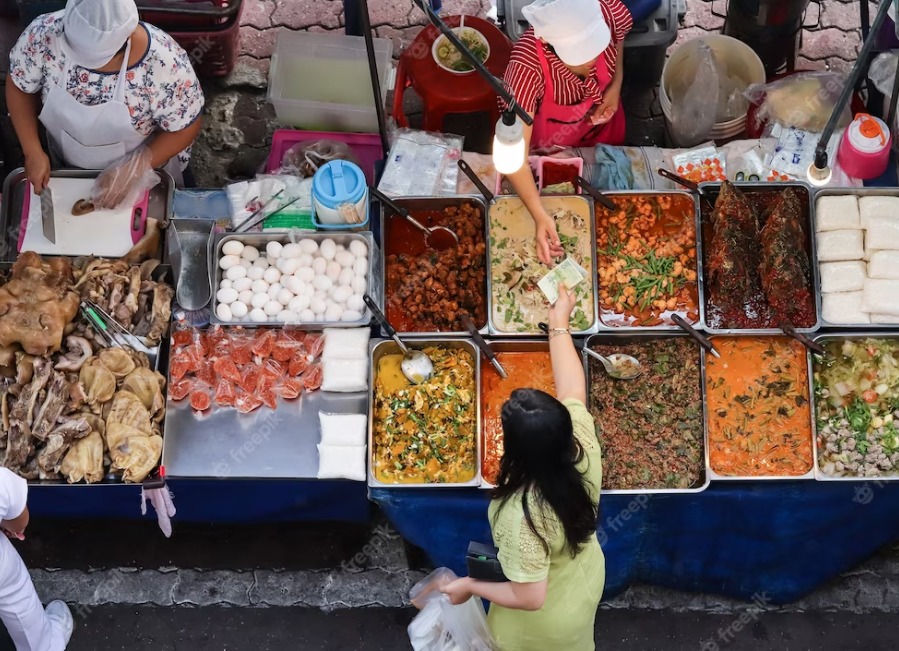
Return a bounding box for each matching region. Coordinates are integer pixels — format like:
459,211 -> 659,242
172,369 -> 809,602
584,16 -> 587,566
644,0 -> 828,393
408,568 -> 496,651
90,146 -> 161,210
669,42 -> 720,147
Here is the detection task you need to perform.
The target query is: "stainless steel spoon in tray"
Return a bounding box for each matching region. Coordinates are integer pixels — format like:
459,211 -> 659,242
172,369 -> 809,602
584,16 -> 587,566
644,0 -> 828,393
364,295 -> 434,384
370,187 -> 460,251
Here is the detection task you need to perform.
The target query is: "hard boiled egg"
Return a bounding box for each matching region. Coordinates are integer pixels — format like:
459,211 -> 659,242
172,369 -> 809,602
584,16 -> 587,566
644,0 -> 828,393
351,276 -> 367,294
222,240 -> 244,256
219,255 -> 241,270
251,293 -> 269,309
241,246 -> 260,261
263,267 -> 282,284
299,309 -> 316,323
230,301 -> 248,318
247,266 -> 265,281
232,277 -> 252,292
353,258 -> 367,277
332,286 -> 352,304
281,243 -> 303,259
346,294 -> 365,312
335,250 -> 355,268
215,303 -> 233,322
289,295 -> 311,312
249,308 -> 268,323
341,310 -> 363,322
277,289 -> 294,305
237,290 -> 254,305
216,287 -> 239,304
326,260 -> 342,280
324,304 -> 343,322
312,257 -> 328,275
219,279 -> 233,290
319,238 -> 337,260
251,279 -> 269,294
264,301 -> 283,316
298,239 -> 319,255
349,240 -> 368,258
225,265 -> 248,281
266,241 -> 283,259
313,276 -> 332,292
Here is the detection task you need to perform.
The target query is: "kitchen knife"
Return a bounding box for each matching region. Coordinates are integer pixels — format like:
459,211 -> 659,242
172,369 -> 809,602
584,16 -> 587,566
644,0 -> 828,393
461,313 -> 507,379
39,188 -> 56,244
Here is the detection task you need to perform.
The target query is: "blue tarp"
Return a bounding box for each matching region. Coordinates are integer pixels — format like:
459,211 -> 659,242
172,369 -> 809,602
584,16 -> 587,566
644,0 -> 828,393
372,481 -> 899,604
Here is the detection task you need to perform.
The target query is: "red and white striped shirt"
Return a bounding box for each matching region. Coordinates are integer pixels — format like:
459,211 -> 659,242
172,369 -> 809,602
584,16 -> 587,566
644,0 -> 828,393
501,0 -> 633,114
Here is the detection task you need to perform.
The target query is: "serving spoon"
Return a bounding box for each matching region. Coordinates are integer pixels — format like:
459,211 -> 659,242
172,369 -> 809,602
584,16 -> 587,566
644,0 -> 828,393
371,187 -> 460,251
537,322 -> 643,380
364,295 -> 434,384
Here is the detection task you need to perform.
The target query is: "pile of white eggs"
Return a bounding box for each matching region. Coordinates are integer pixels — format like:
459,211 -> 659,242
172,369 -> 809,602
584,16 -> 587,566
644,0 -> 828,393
215,238 -> 368,324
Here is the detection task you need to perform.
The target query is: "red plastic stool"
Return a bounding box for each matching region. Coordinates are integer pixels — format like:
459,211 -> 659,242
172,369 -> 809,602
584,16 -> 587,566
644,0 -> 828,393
392,16 -> 513,132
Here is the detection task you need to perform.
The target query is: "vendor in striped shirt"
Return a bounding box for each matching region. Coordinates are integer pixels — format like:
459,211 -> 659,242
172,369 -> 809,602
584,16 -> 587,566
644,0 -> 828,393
502,0 -> 633,264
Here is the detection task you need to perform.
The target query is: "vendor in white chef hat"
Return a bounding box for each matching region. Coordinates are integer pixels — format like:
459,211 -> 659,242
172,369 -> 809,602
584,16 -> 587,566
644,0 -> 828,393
6,0 -> 205,208
501,0 -> 632,264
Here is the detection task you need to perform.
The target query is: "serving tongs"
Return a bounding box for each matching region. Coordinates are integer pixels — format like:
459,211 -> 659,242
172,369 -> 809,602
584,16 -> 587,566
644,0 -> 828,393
457,159 -> 495,202
671,313 -> 720,359
371,187 -> 460,251
81,300 -> 158,368
574,176 -> 618,211
779,321 -> 825,356
657,168 -> 713,204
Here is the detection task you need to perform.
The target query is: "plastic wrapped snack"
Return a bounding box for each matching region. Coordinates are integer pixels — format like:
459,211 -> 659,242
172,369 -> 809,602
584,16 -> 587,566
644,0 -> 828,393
820,261 -> 866,293
862,278 -> 899,316
671,145 -> 726,183
866,215 -> 899,250
868,250 -> 899,279
816,229 -> 864,262
319,412 -> 367,446
815,195 -> 860,232
859,196 -> 899,229
316,443 -> 366,480
822,291 -> 869,324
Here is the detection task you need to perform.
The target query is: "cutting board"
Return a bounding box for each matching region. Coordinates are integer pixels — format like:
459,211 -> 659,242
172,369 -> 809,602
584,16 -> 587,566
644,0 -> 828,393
18,178 -> 148,257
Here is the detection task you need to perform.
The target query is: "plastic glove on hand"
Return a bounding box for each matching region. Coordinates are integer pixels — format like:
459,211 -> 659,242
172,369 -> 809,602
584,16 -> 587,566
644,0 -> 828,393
141,486 -> 176,538
90,146 -> 159,210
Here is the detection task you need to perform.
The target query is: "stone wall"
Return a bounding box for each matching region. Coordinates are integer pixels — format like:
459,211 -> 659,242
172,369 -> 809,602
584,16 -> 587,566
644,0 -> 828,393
193,0 -> 491,186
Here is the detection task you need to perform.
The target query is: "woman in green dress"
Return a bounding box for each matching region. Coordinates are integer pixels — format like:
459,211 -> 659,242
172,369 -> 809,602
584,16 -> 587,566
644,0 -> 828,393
442,284 -> 605,650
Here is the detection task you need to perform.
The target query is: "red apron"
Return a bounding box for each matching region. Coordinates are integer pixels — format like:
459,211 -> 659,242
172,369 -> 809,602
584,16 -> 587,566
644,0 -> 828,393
531,42 -> 626,150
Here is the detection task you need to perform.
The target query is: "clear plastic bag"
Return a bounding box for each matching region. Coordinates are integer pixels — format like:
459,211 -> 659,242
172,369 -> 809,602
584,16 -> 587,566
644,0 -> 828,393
669,42 -> 720,147
276,140 -> 360,178
408,568 -> 496,651
378,128 -> 464,197
743,72 -> 851,132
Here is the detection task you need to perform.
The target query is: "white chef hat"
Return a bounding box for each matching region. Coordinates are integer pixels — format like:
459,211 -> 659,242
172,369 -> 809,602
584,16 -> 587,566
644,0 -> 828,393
62,0 -> 139,69
522,0 -> 611,67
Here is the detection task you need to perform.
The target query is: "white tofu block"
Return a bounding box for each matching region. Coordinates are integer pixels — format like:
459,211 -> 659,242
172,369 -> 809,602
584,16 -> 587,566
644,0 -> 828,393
816,229 -> 864,262
872,313 -> 899,324
815,195 -> 860,232
820,261 -> 866,293
865,248 -> 881,262
859,196 -> 899,229
823,291 -> 870,324
868,251 -> 899,279
866,215 -> 899,250
861,278 -> 899,316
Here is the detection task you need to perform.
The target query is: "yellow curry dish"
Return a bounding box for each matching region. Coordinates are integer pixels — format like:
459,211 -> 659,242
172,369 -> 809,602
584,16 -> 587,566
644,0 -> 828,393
372,346 -> 478,484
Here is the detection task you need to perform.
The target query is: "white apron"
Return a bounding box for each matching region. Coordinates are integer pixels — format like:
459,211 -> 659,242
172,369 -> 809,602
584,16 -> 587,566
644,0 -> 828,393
38,38 -> 183,186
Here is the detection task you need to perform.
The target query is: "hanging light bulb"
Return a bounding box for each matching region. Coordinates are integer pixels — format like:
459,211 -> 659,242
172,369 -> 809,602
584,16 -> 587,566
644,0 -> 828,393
493,110 -> 526,175
807,151 -> 832,187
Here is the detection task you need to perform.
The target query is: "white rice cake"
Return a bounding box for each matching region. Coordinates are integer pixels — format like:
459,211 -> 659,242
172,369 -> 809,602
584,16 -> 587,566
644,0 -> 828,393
816,229 -> 864,262
872,313 -> 899,324
861,278 -> 899,316
859,196 -> 899,229
823,291 -> 870,324
868,250 -> 899,279
815,195 -> 859,232
820,261 -> 866,293
866,215 -> 899,250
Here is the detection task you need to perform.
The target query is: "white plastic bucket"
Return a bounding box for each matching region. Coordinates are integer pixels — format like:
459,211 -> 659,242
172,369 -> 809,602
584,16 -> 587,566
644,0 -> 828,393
661,35 -> 766,143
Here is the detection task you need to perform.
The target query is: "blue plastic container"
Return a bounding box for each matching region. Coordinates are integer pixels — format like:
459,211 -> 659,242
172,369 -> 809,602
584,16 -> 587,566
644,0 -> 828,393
311,160 -> 370,230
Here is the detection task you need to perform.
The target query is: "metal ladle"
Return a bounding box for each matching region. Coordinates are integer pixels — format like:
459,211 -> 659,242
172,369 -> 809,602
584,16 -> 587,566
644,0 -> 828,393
370,187 -> 459,251
583,348 -> 643,381
363,295 -> 434,384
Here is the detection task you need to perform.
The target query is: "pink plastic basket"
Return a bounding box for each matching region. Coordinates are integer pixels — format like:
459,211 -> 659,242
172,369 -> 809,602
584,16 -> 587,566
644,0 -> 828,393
266,130 -> 384,185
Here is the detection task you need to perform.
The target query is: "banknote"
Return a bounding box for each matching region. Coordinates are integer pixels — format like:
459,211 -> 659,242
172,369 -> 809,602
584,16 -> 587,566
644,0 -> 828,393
538,257 -> 587,304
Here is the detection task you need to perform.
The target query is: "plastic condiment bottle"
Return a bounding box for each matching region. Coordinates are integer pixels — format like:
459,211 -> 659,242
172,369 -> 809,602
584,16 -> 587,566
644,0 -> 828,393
838,113 -> 891,180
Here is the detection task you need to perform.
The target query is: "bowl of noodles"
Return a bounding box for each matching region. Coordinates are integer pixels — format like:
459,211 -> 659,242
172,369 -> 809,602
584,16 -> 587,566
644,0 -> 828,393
431,27 -> 490,74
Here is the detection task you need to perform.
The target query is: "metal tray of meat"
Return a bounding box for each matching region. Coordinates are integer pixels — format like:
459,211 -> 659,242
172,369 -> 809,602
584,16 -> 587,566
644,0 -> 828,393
812,188 -> 899,329
810,331 -> 899,482
583,332 -> 710,494
487,195 -> 599,336
379,196 -> 489,337
591,190 -> 706,332
697,181 -> 821,335
477,339 -> 551,489
0,168 -> 173,262
368,338 -> 481,488
702,334 -> 816,482
209,231 -> 381,329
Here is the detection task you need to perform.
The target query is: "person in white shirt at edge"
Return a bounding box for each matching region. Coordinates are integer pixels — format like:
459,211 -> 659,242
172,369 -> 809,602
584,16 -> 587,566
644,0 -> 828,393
5,0 -> 205,209
0,467 -> 73,649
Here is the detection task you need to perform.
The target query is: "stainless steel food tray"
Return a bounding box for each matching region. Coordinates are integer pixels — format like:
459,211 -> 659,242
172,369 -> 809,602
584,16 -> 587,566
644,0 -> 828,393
591,190 -> 706,332
368,338 -> 482,488
0,168 -> 174,262
477,340 -> 550,489
810,331 -> 899,482
697,182 -> 822,336
161,328 -> 368,479
812,188 -> 899,330
487,195 -> 599,336
379,196 -> 489,337
703,334 -> 816,481
209,231 -> 381,329
584,332 -> 710,494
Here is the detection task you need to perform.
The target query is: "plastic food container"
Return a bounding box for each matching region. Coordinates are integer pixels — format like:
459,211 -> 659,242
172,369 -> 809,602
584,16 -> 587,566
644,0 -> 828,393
838,114 -> 891,180
311,160 -> 369,229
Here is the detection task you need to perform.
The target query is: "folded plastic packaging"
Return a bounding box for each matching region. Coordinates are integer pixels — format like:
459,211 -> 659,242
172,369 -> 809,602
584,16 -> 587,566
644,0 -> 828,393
378,128 -> 464,197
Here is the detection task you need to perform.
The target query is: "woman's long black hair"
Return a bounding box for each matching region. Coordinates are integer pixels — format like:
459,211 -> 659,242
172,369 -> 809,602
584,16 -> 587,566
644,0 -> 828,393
491,389 -> 597,558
